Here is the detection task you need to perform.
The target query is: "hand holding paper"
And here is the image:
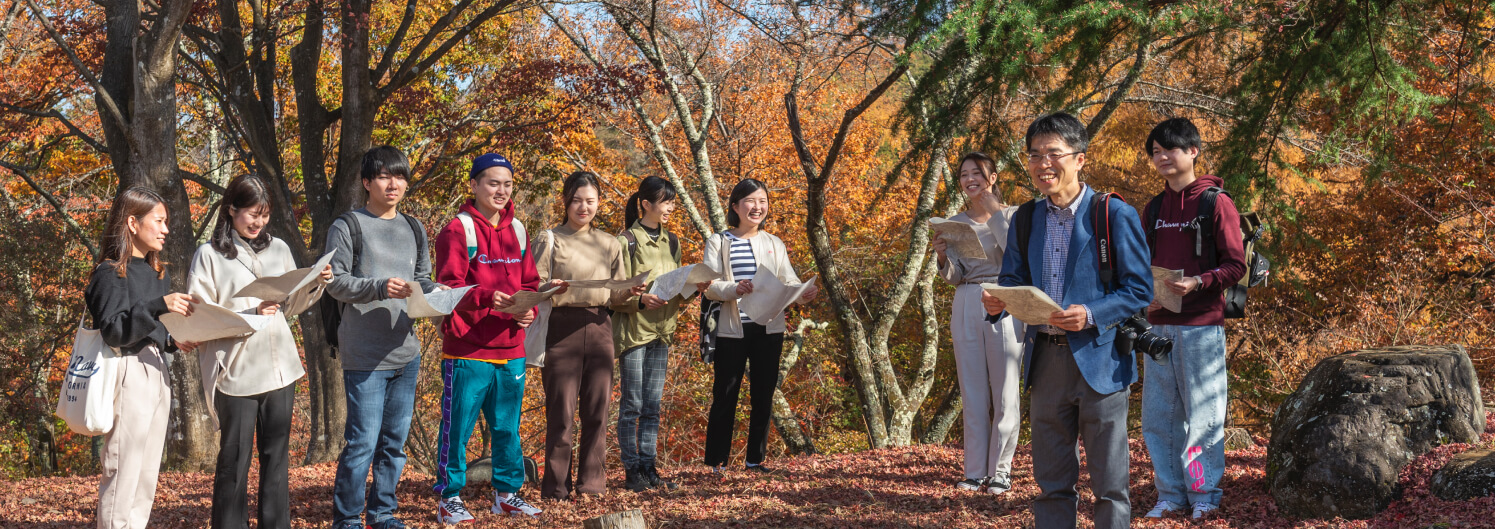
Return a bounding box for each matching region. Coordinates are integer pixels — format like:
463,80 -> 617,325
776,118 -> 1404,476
929,217 -> 988,260
1150,267 -> 1185,313
979,284 -> 1063,326
232,251 -> 337,314
737,268 -> 817,326
648,264 -> 724,300
406,285 -> 476,319
497,284 -> 563,315
160,297 -> 274,343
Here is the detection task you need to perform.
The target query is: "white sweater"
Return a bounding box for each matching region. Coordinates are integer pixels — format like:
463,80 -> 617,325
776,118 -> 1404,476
186,236 -> 306,423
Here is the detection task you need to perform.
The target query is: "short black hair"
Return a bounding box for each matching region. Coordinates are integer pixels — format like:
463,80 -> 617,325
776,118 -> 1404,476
726,178 -> 769,228
360,145 -> 410,180
1025,112 -> 1089,153
1144,117 -> 1203,155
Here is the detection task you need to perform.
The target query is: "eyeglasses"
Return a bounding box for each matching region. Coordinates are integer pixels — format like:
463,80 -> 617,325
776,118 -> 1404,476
1027,152 -> 1084,164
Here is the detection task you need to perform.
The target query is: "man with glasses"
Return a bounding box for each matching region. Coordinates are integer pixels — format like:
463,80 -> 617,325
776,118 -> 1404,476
982,113 -> 1152,529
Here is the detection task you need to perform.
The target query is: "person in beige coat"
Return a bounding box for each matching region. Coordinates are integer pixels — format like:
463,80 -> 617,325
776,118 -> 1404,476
185,175 -> 330,529
699,179 -> 818,473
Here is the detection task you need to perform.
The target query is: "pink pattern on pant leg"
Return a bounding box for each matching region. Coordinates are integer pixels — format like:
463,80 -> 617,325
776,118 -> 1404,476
1185,446 -> 1206,492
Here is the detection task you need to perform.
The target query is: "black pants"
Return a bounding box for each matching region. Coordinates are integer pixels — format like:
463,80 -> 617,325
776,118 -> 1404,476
211,384 -> 293,529
704,322 -> 785,467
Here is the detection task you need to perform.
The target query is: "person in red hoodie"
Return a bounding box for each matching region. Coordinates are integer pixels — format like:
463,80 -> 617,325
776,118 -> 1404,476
431,153 -> 544,524
1136,118 -> 1247,522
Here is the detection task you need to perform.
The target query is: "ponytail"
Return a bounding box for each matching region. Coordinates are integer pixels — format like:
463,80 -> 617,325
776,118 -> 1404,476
624,176 -> 677,229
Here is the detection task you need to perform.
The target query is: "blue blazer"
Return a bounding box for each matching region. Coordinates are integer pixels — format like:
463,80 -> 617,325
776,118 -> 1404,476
997,186 -> 1153,395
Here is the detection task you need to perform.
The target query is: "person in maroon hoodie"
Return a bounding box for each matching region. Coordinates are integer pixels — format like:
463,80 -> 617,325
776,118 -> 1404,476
1136,118 -> 1247,522
431,153 -> 544,524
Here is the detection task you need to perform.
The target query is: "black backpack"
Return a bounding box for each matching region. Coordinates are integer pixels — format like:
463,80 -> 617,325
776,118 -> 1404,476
318,211 -> 427,357
1143,187 -> 1269,319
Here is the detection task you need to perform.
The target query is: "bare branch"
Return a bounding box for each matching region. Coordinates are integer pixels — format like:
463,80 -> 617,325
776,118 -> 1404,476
20,0 -> 130,147
0,158 -> 101,261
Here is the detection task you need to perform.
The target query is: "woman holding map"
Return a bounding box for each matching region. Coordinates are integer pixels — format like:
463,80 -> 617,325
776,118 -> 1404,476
184,175 -> 331,529
532,171 -> 648,499
700,178 -> 819,474
85,187 -> 197,529
932,152 -> 1024,495
610,176 -> 686,492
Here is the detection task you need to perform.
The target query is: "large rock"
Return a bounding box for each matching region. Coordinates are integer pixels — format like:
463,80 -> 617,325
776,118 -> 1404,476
1431,449 -> 1495,501
1267,345 -> 1485,519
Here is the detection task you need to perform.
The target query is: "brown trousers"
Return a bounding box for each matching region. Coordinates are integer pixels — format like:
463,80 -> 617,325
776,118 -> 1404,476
540,307 -> 615,499
97,346 -> 171,529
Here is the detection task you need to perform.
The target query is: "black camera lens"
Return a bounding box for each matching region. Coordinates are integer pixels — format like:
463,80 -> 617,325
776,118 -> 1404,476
1122,312 -> 1173,361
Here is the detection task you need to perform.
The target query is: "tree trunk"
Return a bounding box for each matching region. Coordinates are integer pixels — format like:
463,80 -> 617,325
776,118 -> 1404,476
583,510 -> 647,529
772,320 -> 823,456
920,382 -> 962,445
97,0 -> 215,471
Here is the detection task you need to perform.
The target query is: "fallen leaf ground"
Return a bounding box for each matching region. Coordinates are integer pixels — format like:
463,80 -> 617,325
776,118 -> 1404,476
3,421 -> 1493,528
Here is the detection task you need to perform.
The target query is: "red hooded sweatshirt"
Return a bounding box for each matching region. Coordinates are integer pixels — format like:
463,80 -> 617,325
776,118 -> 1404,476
1144,175 -> 1248,326
434,199 -> 540,361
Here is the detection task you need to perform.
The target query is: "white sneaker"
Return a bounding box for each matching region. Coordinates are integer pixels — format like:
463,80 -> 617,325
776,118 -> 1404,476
1191,502 -> 1219,520
1144,500 -> 1185,518
436,495 -> 474,524
493,492 -> 542,518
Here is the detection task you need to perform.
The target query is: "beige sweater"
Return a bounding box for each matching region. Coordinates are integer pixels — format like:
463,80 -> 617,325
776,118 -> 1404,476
702,230 -> 805,337
186,236 -> 308,425
532,223 -> 631,307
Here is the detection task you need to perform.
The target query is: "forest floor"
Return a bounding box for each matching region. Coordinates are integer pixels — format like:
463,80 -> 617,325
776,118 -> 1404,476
3,421 -> 1493,529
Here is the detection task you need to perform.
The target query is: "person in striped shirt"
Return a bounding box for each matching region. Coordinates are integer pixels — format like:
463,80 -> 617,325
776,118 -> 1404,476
699,179 -> 818,474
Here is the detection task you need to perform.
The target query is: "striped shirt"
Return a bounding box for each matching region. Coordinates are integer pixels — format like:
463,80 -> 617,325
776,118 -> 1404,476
725,231 -> 757,321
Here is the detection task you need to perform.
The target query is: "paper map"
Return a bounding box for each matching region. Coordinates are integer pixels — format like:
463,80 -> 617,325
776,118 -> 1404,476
648,264 -> 723,300
406,285 -> 476,319
232,250 -> 336,315
497,285 -> 563,315
979,284 -> 1063,326
562,271 -> 651,291
929,217 -> 988,260
737,267 -> 817,326
1151,267 -> 1185,313
160,300 -> 274,343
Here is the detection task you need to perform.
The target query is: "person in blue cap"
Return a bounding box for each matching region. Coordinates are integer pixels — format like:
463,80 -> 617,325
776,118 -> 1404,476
430,153 -> 544,523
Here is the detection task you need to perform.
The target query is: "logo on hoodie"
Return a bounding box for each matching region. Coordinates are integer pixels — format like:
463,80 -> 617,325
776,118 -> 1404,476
1155,217 -> 1202,233
477,254 -> 521,265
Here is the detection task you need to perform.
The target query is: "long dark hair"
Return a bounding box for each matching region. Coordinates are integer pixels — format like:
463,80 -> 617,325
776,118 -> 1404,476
100,187 -> 168,279
560,171 -> 601,227
726,178 -> 769,228
210,175 -> 274,260
624,176 -> 677,229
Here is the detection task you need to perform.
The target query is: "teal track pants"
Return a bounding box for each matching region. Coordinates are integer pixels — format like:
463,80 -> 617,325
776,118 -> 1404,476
433,358 -> 527,497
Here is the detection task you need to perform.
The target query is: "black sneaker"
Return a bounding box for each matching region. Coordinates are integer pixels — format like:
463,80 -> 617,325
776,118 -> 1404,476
983,472 -> 1012,494
369,518 -> 407,529
646,463 -> 679,490
624,465 -> 651,492
744,463 -> 772,474
956,478 -> 985,491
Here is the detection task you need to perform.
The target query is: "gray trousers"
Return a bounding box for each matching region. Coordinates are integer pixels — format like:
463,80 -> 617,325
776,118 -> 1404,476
1029,338 -> 1131,529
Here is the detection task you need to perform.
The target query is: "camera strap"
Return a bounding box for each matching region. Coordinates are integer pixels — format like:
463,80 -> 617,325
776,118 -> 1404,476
1092,191 -> 1124,293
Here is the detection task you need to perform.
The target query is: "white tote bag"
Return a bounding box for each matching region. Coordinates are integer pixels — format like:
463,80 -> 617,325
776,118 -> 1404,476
56,317 -> 121,436
524,230 -> 556,368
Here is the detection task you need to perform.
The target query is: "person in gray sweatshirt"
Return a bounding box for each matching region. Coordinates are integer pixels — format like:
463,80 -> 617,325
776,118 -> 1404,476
326,146 -> 441,529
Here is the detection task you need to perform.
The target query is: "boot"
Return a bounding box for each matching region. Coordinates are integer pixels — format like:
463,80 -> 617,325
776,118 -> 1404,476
624,465 -> 651,492
645,462 -> 679,491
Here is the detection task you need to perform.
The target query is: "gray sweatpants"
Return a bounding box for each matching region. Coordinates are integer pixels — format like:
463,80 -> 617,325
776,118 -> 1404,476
1028,338 -> 1131,529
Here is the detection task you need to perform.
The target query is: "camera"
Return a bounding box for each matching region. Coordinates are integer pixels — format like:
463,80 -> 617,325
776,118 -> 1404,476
1119,311 -> 1172,361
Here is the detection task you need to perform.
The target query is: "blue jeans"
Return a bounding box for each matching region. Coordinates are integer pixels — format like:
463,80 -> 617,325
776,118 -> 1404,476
617,340 -> 669,469
1142,324 -> 1227,507
332,357 -> 420,527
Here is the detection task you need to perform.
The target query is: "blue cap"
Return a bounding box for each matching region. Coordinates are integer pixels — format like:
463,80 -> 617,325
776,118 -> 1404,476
469,153 -> 514,180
